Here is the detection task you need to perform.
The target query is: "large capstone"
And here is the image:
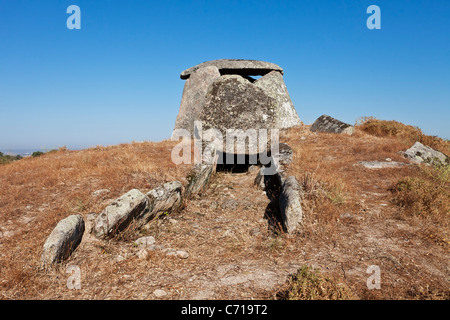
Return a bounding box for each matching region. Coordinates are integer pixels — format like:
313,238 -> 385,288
180,59 -> 283,80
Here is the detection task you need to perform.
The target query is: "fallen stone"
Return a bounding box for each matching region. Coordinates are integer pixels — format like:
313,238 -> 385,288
254,71 -> 301,129
358,161 -> 408,169
173,66 -> 221,134
137,181 -> 182,226
180,59 -> 283,80
279,176 -> 303,233
403,142 -> 449,166
310,115 -> 354,135
93,189 -> 148,239
41,215 -> 85,266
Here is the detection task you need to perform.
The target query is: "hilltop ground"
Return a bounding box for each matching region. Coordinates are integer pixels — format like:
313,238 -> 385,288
0,120 -> 448,300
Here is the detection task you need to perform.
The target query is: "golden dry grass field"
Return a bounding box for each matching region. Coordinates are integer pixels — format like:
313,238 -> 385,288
0,120 -> 448,300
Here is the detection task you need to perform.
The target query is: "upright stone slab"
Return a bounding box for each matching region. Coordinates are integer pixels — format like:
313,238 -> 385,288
93,189 -> 148,239
310,115 -> 354,135
254,71 -> 301,129
174,66 -> 221,135
41,215 -> 85,266
200,75 -> 278,154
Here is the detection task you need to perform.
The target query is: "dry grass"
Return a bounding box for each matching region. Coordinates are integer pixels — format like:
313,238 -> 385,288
277,265 -> 356,300
1,119 -> 449,300
278,124 -> 449,299
0,140 -> 192,299
356,117 -> 449,156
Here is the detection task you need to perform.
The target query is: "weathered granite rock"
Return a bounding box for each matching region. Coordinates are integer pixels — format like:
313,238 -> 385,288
185,163 -> 216,198
254,71 -> 301,129
310,115 -> 355,135
93,189 -> 148,239
174,66 -> 221,134
200,75 -> 278,154
137,181 -> 182,226
403,142 -> 449,165
41,215 -> 85,266
134,236 -> 156,249
279,176 -> 303,233
272,143 -> 293,181
180,59 -> 283,80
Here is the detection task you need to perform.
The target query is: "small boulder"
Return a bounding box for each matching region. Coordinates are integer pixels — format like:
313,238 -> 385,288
41,215 -> 85,266
403,142 -> 449,166
137,181 -> 182,226
310,115 -> 354,135
134,236 -> 156,248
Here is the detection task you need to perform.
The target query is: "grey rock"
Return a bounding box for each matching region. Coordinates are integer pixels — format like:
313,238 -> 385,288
272,143 -> 293,181
93,189 -> 148,239
310,115 -> 355,135
403,142 -> 449,166
200,75 -> 278,154
185,163 -> 216,199
358,161 -> 408,169
134,236 -> 156,248
41,215 -> 85,266
174,66 -> 221,134
254,71 -> 301,129
180,59 -> 283,80
137,181 -> 182,226
279,176 -> 303,233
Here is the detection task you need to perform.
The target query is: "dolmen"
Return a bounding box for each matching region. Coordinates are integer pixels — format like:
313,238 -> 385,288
173,59 -> 302,154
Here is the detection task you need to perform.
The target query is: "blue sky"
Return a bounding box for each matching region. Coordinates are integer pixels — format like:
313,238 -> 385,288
0,0 -> 449,150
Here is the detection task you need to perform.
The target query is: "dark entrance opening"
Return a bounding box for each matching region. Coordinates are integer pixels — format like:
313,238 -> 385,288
215,152 -> 260,173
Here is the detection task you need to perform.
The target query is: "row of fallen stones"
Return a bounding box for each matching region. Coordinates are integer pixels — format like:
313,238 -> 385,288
255,143 -> 303,234
41,156 -> 217,267
309,114 -> 449,167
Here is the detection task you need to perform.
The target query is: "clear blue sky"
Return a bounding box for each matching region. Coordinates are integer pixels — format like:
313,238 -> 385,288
1,0 -> 449,150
